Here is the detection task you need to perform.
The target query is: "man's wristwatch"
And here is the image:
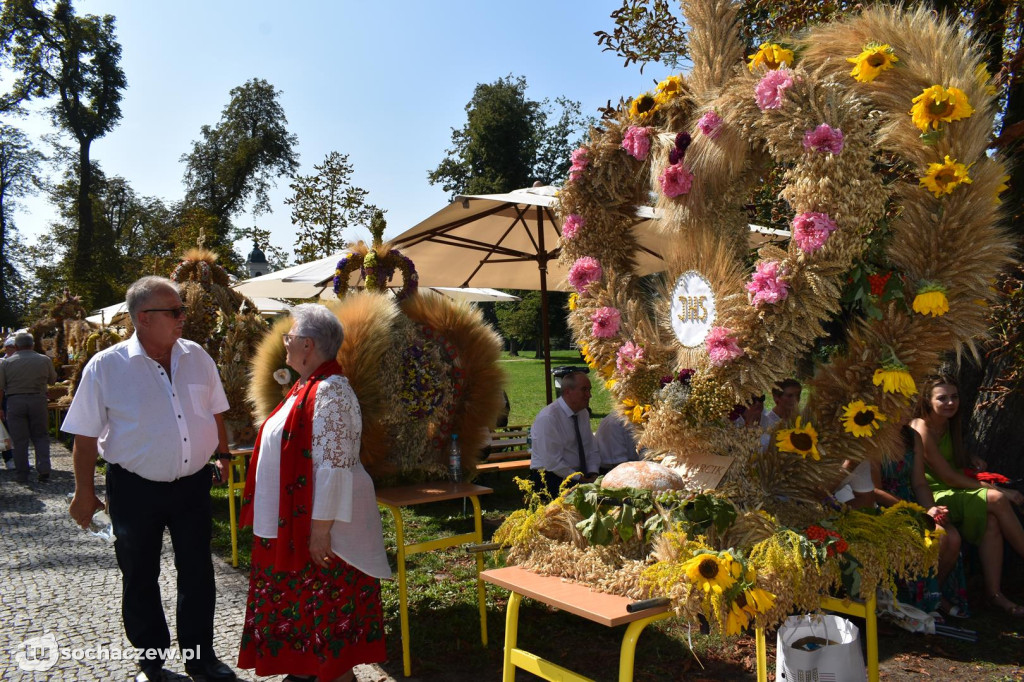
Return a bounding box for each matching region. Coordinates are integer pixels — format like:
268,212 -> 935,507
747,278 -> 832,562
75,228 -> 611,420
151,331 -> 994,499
216,451 -> 233,460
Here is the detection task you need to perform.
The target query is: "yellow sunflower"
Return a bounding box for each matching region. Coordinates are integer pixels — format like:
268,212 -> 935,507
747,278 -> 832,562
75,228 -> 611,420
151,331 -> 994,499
909,85 -> 974,132
628,93 -> 658,121
654,75 -> 684,105
923,526 -> 944,549
872,366 -> 917,398
776,417 -> 820,460
747,43 -> 794,71
725,600 -> 751,635
975,63 -> 998,96
996,174 -> 1010,204
841,400 -> 886,438
682,552 -> 737,594
568,292 -> 579,311
847,43 -> 898,83
621,398 -> 651,424
912,284 -> 949,317
741,586 -> 776,615
920,155 -> 972,198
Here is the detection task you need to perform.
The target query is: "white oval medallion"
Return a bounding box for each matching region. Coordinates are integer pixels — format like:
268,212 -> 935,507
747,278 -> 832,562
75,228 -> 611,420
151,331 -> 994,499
670,270 -> 716,347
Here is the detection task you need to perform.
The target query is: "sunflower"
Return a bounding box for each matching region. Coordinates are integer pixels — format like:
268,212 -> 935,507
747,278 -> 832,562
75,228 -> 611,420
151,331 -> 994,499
621,398 -> 651,424
568,292 -> 579,311
912,284 -> 949,317
654,75 -> 684,105
920,155 -> 972,197
847,43 -> 898,83
909,85 -> 974,132
923,526 -> 944,549
747,43 -> 794,71
841,400 -> 886,438
975,63 -> 998,96
776,417 -> 820,460
872,365 -> 917,398
725,600 -> 751,635
628,93 -> 658,121
682,552 -> 737,594
741,586 -> 776,615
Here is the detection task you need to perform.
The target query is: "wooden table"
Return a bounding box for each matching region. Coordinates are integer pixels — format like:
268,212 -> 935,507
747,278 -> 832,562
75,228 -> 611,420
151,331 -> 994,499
376,480 -> 493,676
482,565 -> 675,682
226,446 -> 253,567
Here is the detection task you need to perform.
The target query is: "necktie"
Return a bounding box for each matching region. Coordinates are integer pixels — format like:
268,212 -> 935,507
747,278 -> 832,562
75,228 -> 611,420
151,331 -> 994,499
571,413 -> 587,475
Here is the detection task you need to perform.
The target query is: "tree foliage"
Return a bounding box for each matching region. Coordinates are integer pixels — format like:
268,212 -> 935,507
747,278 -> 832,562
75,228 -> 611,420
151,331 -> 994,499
428,75 -> 589,196
0,124 -> 43,325
0,0 -> 127,306
286,151 -> 378,262
181,78 -> 299,250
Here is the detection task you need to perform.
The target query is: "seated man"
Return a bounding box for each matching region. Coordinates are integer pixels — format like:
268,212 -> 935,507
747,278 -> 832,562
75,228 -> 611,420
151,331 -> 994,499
761,378 -> 802,429
530,369 -> 599,498
595,412 -> 641,475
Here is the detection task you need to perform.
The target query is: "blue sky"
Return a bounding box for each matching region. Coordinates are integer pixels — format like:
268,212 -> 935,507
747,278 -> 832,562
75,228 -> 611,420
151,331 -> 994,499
9,0 -> 670,263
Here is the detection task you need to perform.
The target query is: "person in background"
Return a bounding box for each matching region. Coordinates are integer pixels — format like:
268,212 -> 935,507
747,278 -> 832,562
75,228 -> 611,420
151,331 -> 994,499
761,379 -> 801,429
595,411 -> 642,475
0,332 -> 58,483
530,369 -> 599,498
1,336 -> 15,470
911,374 -> 1024,618
238,304 -> 390,682
64,276 -> 236,682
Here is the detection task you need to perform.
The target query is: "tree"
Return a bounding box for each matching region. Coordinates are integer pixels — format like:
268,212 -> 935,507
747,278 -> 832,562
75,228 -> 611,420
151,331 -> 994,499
0,124 -> 43,325
428,75 -> 589,196
181,78 -> 299,251
286,151 -> 378,262
0,0 -> 126,305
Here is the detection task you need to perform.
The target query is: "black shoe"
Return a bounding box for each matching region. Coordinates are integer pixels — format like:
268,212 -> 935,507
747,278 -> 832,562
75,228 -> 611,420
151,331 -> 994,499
184,656 -> 236,681
38,472 -> 49,482
134,666 -> 165,682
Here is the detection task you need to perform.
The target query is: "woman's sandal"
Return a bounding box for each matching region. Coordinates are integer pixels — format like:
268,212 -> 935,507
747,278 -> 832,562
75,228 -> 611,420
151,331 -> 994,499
937,601 -> 971,620
283,676 -> 317,682
989,593 -> 1024,618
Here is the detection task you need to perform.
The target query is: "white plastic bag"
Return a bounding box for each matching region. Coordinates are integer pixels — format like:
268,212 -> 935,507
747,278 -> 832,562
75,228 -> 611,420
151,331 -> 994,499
776,613 -> 866,682
0,420 -> 10,451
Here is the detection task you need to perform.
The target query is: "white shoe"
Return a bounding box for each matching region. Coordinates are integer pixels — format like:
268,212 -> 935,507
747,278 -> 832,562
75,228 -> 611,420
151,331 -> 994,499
3,460 -> 13,470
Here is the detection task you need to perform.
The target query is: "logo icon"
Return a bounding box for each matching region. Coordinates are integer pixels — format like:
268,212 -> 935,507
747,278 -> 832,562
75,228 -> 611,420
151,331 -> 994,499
14,632 -> 60,671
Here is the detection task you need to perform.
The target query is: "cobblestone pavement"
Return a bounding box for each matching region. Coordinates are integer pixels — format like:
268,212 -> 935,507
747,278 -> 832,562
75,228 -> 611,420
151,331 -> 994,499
1,439 -> 396,682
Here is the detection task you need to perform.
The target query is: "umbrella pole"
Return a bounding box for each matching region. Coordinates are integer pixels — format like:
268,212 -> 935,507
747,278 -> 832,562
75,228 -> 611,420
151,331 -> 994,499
537,205 -> 554,404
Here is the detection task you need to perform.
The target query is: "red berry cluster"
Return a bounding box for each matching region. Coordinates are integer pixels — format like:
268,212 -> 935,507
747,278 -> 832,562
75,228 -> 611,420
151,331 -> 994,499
867,272 -> 891,296
804,525 -> 849,557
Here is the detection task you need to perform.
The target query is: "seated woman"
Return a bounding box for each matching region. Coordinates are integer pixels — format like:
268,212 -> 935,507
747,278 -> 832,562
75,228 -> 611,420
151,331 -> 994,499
911,374 -> 1024,618
875,426 -> 969,617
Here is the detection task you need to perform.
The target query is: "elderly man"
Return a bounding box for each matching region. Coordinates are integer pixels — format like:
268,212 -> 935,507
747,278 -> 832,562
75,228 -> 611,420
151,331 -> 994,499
0,332 -> 58,483
530,369 -> 600,498
63,276 -> 236,682
1,336 -> 15,470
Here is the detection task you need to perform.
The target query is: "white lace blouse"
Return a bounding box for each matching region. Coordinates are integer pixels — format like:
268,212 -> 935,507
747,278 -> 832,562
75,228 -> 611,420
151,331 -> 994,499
252,375 -> 391,579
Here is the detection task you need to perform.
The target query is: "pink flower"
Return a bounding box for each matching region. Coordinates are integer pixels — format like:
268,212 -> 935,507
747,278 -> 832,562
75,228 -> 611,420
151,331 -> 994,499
746,260 -> 790,306
705,327 -> 744,366
803,124 -> 844,155
616,341 -> 645,373
755,69 -> 794,111
562,214 -> 584,240
568,256 -> 603,293
697,110 -> 723,139
658,163 -> 694,197
621,126 -> 651,161
569,147 -> 589,181
791,212 -> 838,253
591,307 -> 621,338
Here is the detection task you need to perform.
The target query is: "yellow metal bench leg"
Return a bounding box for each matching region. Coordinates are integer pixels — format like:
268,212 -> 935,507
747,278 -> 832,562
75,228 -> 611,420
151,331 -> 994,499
227,455 -> 245,568
380,503 -> 411,676
503,591 -> 522,682
865,593 -> 878,682
756,625 -> 767,682
469,494 -> 488,647
617,611 -> 672,682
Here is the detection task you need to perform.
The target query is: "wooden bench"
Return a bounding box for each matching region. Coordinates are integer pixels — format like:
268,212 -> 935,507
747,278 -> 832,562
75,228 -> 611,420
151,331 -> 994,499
482,565 -> 675,682
476,424 -> 532,476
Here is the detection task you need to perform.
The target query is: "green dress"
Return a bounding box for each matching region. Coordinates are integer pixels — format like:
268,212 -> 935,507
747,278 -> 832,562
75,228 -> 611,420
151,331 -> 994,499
925,431 -> 988,544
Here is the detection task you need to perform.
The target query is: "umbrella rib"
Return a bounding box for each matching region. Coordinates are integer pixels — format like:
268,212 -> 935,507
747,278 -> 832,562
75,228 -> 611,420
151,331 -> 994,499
391,202 -> 514,248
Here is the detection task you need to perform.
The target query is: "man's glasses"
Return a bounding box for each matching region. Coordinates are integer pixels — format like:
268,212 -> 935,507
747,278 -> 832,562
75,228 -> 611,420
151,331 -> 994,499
142,306 -> 188,319
282,333 -> 307,345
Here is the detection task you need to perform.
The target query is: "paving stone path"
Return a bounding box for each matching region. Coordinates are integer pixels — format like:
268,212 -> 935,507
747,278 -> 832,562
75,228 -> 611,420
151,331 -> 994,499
1,439 -> 396,682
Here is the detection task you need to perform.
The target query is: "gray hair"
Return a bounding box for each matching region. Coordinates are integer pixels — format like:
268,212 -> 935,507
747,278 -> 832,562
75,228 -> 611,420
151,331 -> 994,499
126,276 -> 180,325
560,369 -> 588,390
13,332 -> 33,350
290,304 -> 344,359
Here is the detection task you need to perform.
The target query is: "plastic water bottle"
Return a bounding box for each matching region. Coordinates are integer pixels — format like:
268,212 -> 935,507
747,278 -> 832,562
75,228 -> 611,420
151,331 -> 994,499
66,493 -> 115,543
448,433 -> 462,483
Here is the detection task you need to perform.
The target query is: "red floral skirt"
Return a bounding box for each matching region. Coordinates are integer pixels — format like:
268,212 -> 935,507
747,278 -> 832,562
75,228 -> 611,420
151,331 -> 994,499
238,536 -> 387,678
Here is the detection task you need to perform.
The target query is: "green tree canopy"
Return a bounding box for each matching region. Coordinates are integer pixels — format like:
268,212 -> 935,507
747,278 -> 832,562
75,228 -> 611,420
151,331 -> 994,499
0,123 -> 43,325
428,75 -> 589,196
0,0 -> 127,306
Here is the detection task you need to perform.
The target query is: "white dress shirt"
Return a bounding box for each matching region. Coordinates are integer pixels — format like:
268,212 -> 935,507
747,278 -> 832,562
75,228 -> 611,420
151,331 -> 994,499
530,397 -> 600,479
595,413 -> 640,468
61,334 -> 229,482
252,375 -> 391,579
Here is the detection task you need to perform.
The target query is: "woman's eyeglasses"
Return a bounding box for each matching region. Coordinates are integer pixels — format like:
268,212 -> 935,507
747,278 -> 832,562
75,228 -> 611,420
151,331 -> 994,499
142,306 -> 188,318
282,333 -> 307,345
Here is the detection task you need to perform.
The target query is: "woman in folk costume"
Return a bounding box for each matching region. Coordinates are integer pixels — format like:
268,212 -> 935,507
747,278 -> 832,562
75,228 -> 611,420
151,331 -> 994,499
238,304 -> 391,681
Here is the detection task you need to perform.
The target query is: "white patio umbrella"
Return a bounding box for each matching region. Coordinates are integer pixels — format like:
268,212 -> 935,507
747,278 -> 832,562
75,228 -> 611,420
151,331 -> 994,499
86,302 -> 129,326
230,253 -> 341,299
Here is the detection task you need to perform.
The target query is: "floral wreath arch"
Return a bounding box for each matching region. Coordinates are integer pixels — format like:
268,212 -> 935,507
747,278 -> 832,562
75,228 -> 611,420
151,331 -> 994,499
558,1 -> 1014,503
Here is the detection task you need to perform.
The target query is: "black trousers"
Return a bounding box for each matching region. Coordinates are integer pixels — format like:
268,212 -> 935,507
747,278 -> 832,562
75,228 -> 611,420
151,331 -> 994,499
107,463 -> 216,666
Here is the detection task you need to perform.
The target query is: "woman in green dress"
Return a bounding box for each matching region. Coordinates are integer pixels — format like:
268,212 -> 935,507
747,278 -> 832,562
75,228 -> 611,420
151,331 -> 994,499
910,374 -> 1024,617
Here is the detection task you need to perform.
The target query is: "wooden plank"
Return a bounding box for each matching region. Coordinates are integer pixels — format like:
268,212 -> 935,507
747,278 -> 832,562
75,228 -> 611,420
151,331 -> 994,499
484,449 -> 531,463
375,481 -> 493,507
475,460 -> 531,474
481,566 -> 668,627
